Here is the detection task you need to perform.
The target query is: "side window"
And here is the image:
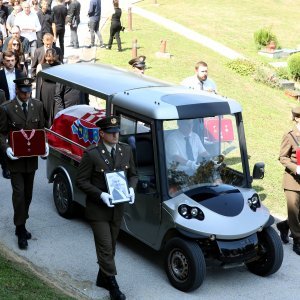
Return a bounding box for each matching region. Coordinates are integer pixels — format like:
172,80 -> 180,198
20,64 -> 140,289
89,95 -> 106,110
119,114 -> 156,193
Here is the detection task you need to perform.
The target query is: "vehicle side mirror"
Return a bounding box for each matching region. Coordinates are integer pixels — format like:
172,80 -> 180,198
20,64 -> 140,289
253,162 -> 265,179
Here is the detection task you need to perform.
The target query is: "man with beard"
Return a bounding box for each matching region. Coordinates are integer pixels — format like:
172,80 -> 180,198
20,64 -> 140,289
181,61 -> 217,93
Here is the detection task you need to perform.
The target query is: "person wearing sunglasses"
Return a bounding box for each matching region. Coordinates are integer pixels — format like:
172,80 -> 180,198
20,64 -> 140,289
7,37 -> 27,74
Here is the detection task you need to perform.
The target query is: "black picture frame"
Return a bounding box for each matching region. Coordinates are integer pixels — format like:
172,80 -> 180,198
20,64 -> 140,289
105,171 -> 131,205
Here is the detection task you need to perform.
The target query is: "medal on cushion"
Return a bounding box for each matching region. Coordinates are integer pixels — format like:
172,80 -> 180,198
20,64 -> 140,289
20,129 -> 36,152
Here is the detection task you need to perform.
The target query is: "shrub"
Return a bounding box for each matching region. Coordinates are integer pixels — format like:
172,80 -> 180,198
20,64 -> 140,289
252,64 -> 281,89
227,59 -> 256,76
254,27 -> 278,50
287,52 -> 300,81
276,67 -> 290,80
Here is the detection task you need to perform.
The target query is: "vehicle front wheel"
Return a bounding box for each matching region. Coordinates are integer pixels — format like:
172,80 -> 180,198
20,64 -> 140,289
246,226 -> 283,276
53,172 -> 75,219
164,237 -> 206,292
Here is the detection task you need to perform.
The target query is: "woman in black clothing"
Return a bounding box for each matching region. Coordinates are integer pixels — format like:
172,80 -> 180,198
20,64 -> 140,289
106,0 -> 122,52
35,48 -> 61,128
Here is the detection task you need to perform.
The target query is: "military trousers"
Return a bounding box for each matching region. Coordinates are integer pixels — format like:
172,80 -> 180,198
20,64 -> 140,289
284,189 -> 300,238
10,171 -> 35,226
90,219 -> 122,276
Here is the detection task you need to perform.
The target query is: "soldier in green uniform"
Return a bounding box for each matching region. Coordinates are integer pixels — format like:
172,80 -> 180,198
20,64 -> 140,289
0,77 -> 48,250
76,116 -> 137,300
278,106 -> 300,255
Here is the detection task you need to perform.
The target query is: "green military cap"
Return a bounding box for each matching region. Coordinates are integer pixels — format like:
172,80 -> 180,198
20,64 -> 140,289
13,77 -> 34,93
96,116 -> 121,133
128,55 -> 146,69
292,106 -> 300,117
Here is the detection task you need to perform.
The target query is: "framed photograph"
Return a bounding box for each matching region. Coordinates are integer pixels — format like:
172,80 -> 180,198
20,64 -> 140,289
105,171 -> 131,205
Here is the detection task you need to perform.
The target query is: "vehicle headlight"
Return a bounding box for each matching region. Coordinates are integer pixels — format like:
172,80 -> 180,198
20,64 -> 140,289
248,193 -> 261,212
178,204 -> 205,220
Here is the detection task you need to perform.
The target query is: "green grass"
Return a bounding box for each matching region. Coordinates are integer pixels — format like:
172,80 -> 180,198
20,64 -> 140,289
138,0 -> 300,60
97,2 -> 299,217
0,252 -> 74,299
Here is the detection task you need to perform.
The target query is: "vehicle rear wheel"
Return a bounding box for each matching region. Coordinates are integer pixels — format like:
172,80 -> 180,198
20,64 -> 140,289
53,172 -> 75,219
246,226 -> 283,276
164,237 -> 206,292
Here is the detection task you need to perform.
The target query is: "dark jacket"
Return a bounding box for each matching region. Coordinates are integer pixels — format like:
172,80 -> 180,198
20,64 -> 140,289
88,0 -> 101,21
0,98 -> 45,173
66,0 -> 81,25
76,141 -> 138,221
31,45 -> 63,78
0,68 -> 26,100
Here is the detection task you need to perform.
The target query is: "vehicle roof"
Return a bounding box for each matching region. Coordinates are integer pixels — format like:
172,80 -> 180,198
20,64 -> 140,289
38,63 -> 242,120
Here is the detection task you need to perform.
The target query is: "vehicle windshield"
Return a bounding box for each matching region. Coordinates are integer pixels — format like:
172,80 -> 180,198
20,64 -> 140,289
163,115 -> 245,196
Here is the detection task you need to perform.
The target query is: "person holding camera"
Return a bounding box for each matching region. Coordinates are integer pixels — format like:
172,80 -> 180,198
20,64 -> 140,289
105,0 -> 122,52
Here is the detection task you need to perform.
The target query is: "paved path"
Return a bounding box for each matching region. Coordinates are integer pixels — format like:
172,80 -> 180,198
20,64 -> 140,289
131,5 -> 245,60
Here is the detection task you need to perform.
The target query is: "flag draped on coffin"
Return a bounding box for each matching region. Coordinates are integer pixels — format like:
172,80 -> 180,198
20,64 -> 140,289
48,105 -> 106,158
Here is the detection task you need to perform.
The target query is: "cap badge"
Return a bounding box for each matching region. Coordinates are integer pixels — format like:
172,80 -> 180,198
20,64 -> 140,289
111,118 -> 117,125
24,79 -> 30,85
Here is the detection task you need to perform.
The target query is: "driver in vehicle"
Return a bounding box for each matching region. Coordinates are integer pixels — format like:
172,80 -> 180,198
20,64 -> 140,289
165,119 -> 210,176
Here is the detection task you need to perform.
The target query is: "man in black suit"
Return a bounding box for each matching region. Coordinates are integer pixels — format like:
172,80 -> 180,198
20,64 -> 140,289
31,33 -> 63,79
0,51 -> 26,180
65,0 -> 80,49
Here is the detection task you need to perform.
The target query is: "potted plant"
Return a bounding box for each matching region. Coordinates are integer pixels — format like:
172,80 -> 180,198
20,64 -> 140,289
254,27 -> 279,51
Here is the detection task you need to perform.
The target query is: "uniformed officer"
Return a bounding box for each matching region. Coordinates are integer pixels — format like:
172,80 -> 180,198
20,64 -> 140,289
128,55 -> 146,74
0,77 -> 48,250
76,116 -> 137,300
278,106 -> 300,255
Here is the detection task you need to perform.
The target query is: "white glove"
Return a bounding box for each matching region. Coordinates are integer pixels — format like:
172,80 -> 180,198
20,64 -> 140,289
100,192 -> 114,207
297,166 -> 300,175
186,160 -> 199,171
41,142 -> 49,158
6,147 -> 18,160
128,187 -> 135,205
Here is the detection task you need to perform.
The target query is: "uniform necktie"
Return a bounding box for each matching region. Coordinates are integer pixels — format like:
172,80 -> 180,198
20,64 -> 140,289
22,102 -> 27,117
185,136 -> 194,161
111,147 -> 116,163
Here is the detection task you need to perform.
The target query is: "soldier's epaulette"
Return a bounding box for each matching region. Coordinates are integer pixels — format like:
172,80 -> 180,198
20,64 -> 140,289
119,142 -> 129,146
86,144 -> 98,151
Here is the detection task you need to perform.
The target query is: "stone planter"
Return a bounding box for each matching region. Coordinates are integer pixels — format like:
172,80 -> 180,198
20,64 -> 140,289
285,89 -> 300,100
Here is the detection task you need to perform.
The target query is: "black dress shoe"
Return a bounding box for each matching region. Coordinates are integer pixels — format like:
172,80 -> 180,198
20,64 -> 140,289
110,287 -> 126,300
96,269 -> 109,290
293,239 -> 300,255
2,168 -> 11,179
276,220 -> 289,244
18,234 -> 28,250
15,225 -> 32,240
106,276 -> 126,300
15,229 -> 31,240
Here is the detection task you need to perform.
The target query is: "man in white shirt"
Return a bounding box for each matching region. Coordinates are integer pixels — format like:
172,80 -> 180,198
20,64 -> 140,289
165,119 -> 209,175
181,61 -> 217,93
0,51 -> 26,101
14,1 -> 41,58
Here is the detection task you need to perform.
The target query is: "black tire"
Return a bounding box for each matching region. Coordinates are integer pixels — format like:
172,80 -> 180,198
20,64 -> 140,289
53,172 -> 75,219
246,226 -> 283,276
164,237 -> 206,292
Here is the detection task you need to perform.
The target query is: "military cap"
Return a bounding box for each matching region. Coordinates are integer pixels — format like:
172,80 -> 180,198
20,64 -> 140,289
96,116 -> 121,133
292,106 -> 300,120
128,55 -> 146,69
13,77 -> 34,93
